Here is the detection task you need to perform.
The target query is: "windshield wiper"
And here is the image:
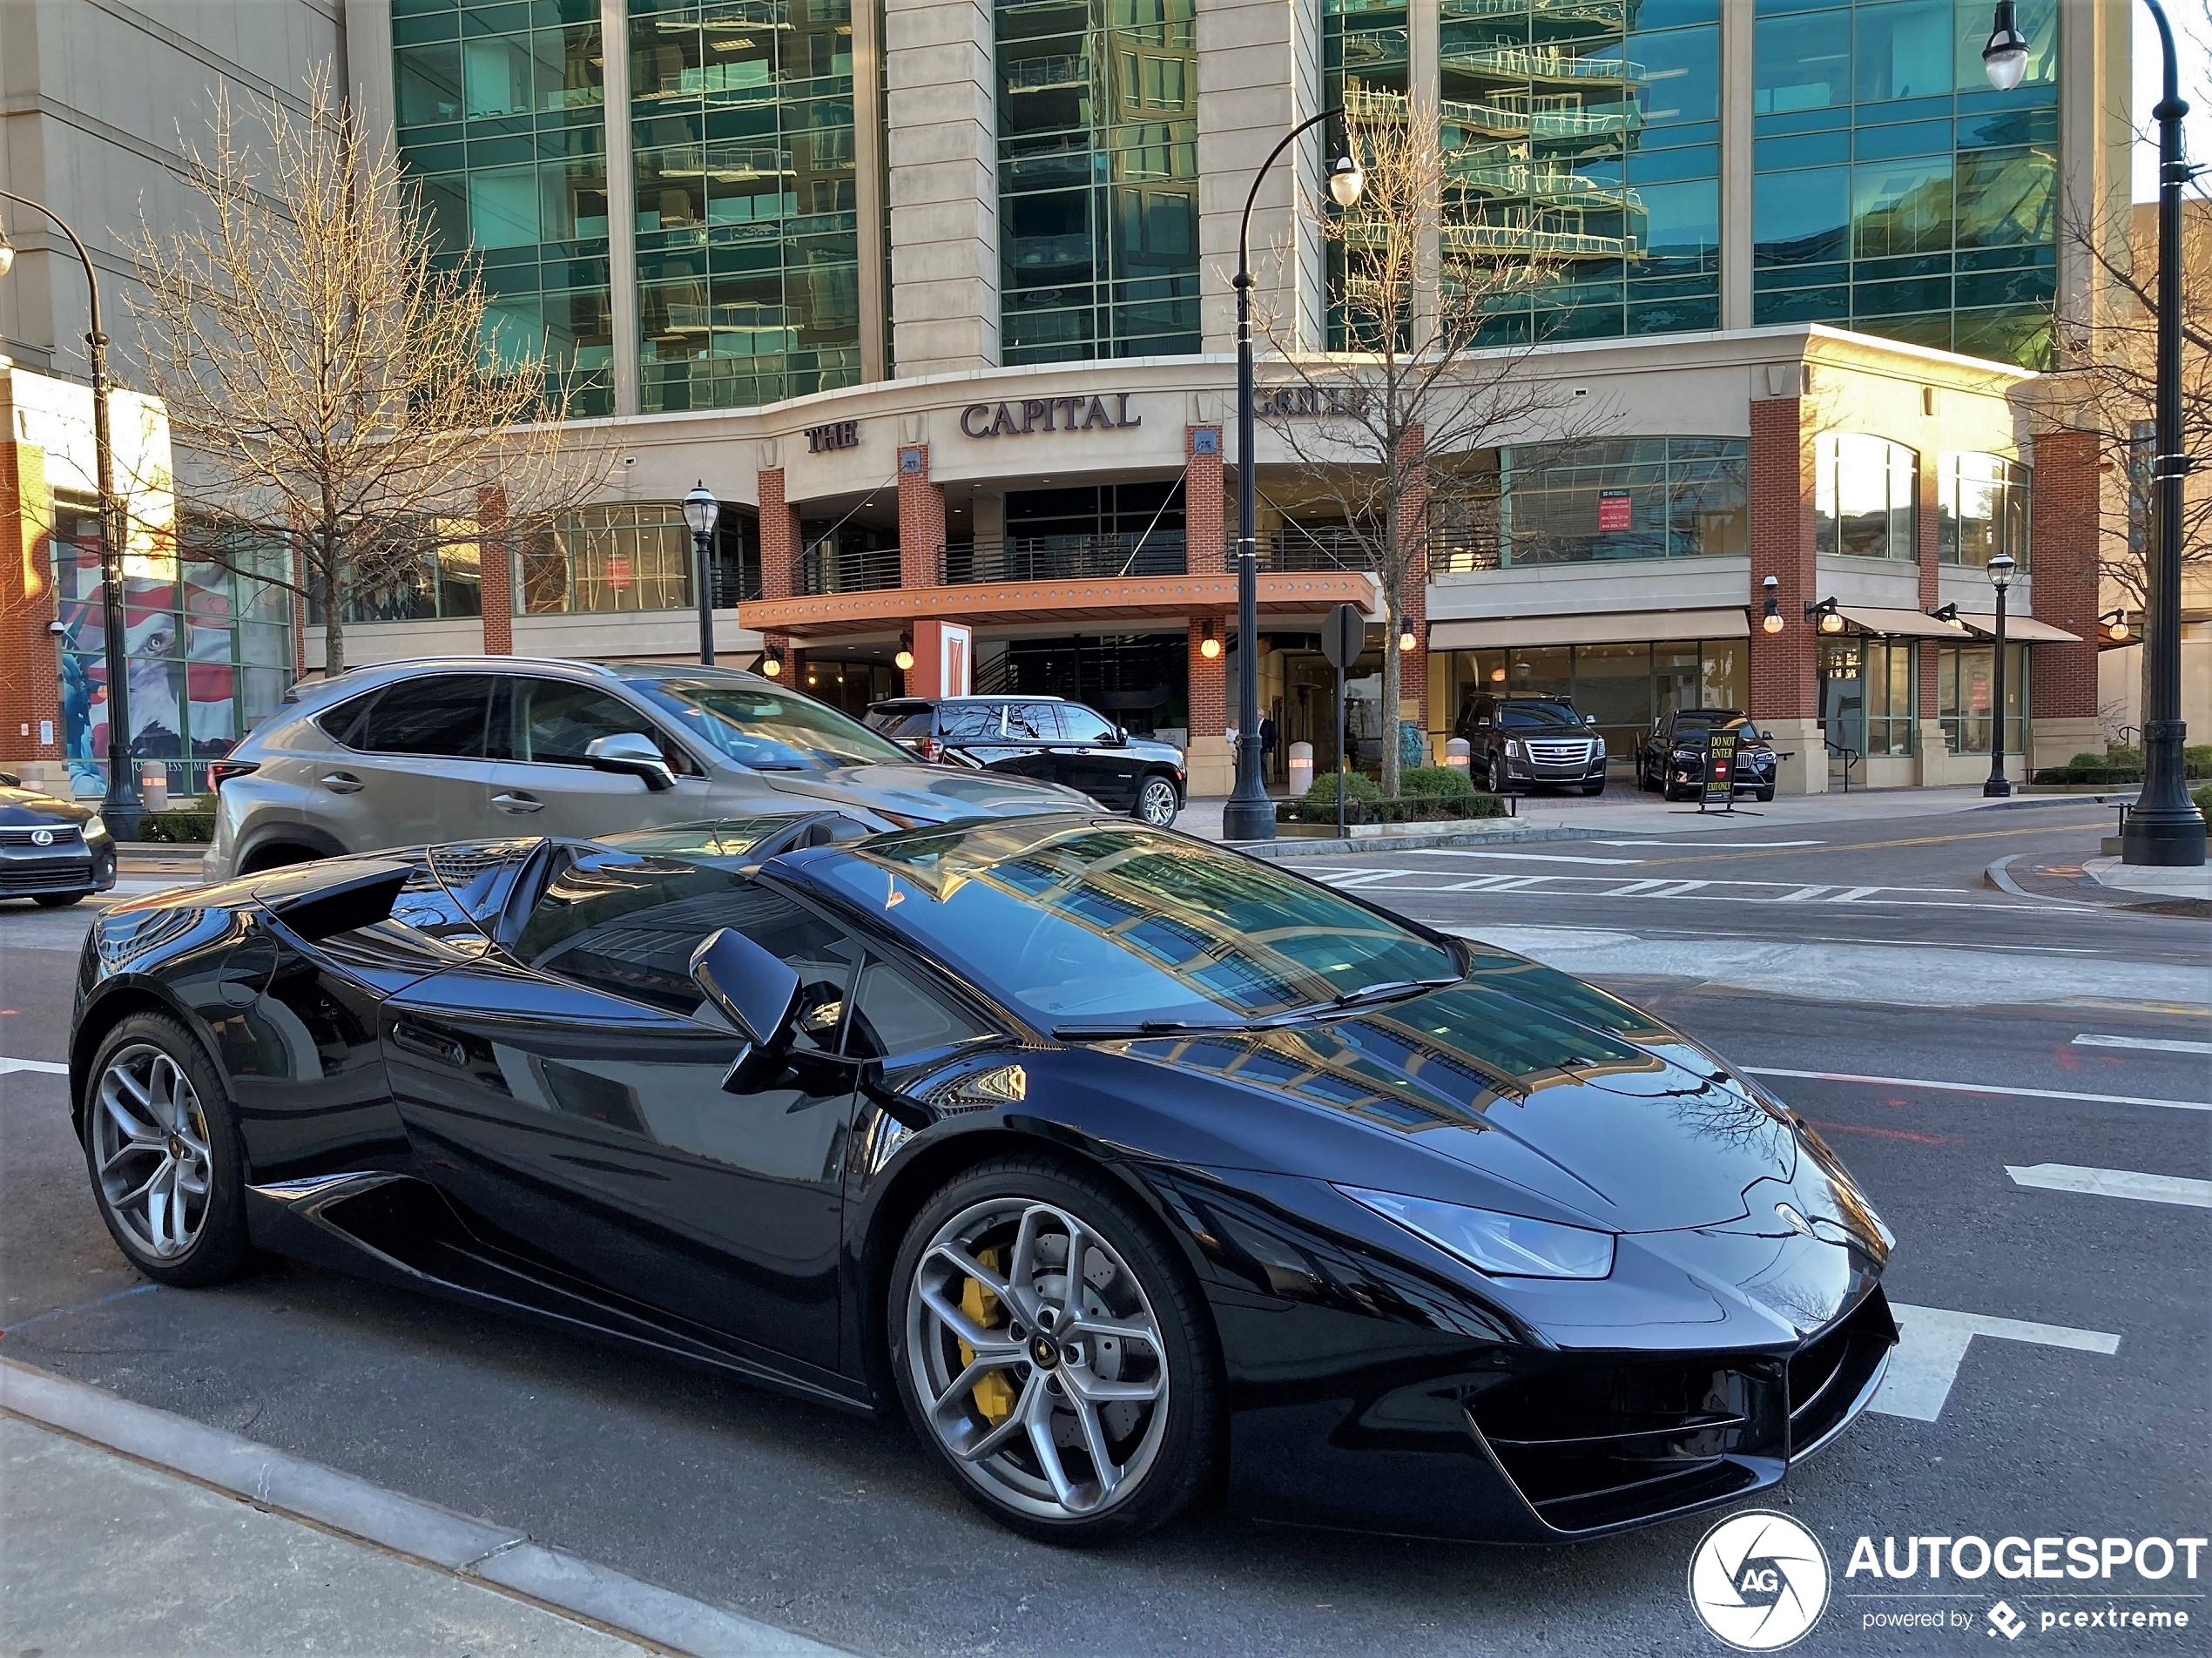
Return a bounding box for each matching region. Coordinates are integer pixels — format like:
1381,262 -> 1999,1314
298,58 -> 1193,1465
1051,1017 -> 1244,1041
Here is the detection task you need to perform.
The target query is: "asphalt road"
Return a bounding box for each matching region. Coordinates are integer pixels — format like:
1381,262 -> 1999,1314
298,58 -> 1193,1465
2,801 -> 2206,1657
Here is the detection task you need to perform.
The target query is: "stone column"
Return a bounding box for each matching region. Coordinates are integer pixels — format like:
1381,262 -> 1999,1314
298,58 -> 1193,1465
1916,444 -> 1949,781
1393,425 -> 1430,752
758,466 -> 801,599
885,0 -> 1000,374
898,444 -> 944,590
475,486 -> 512,656
1186,614 -> 1231,797
2027,428 -> 2102,768
1185,427 -> 1224,573
1748,392 -> 1825,793
0,435 -> 62,775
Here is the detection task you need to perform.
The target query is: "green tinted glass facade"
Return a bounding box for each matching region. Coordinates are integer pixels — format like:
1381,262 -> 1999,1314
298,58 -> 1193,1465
391,0 -> 616,415
997,0 -> 1201,363
1440,0 -> 1720,344
1750,0 -> 2059,367
1323,0 -> 1408,349
631,0 -> 861,409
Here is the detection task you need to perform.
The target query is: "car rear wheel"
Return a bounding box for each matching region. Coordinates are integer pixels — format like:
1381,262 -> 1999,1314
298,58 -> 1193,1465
81,1014 -> 255,1287
890,1157 -> 1218,1545
1756,786 -> 1776,802
1132,776 -> 1180,827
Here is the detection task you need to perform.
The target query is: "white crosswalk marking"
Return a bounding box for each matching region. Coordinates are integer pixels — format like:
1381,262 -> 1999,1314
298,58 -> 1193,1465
2072,1033 -> 2212,1055
1828,886 -> 1880,902
1402,848 -> 1647,866
1873,1304 -> 2121,1422
0,1057 -> 69,1075
2006,1164 -> 2212,1208
1774,885 -> 1831,901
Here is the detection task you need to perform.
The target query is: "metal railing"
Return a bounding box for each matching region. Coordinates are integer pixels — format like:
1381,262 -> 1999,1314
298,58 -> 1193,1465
798,542 -> 901,595
943,534 -> 1185,584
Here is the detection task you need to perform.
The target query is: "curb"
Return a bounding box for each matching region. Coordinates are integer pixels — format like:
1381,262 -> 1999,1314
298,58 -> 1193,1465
0,1357 -> 853,1658
1217,824 -> 1607,860
1985,853 -> 2212,918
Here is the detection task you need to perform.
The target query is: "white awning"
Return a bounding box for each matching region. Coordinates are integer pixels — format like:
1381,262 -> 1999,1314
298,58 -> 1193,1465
1426,608 -> 1749,650
1835,605 -> 1968,639
1952,613 -> 2083,644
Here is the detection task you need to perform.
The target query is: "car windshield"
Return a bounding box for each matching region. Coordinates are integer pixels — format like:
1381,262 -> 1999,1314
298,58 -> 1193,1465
1676,711 -> 1750,735
799,819 -> 1460,1029
1497,704 -> 1580,730
627,679 -> 911,771
599,818 -> 822,861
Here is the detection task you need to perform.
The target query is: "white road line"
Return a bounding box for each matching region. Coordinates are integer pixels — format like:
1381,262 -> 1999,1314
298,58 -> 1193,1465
1592,838 -> 1826,848
1827,886 -> 1881,902
1746,1066 -> 2211,1112
1402,848 -> 1648,866
2073,1033 -> 2212,1055
1873,1304 -> 2121,1423
1483,875 -> 1557,891
0,1057 -> 68,1075
1320,870 -> 1406,887
2006,1163 -> 2212,1208
1439,874 -> 1528,891
1607,878 -> 1675,895
1642,880 -> 1710,897
1773,884 -> 1831,901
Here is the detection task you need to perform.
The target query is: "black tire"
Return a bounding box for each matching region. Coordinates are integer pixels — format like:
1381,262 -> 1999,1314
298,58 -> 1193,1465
239,843 -> 318,874
1755,786 -> 1776,802
1487,753 -> 1512,795
33,892 -> 86,907
1131,774 -> 1181,828
889,1156 -> 1220,1546
1581,780 -> 1605,796
79,1013 -> 257,1287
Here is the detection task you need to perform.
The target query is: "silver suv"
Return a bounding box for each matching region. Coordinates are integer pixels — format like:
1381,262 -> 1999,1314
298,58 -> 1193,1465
204,657 -> 1095,880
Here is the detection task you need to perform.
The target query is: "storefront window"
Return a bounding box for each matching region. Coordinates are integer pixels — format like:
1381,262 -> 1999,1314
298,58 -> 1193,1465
1820,634 -> 1914,757
1448,637 -> 1747,764
1495,436 -> 1746,567
517,502 -> 759,614
1815,433 -> 1917,559
51,505 -> 295,797
1935,639 -> 2027,755
1938,451 -> 2030,570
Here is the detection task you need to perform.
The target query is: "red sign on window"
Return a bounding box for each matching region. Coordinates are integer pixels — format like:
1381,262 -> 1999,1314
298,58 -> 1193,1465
606,552 -> 632,591
1597,489 -> 1632,531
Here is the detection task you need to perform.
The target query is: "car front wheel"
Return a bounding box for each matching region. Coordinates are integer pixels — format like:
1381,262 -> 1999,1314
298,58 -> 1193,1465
1487,754 -> 1511,794
33,892 -> 85,907
890,1157 -> 1219,1545
1132,775 -> 1180,827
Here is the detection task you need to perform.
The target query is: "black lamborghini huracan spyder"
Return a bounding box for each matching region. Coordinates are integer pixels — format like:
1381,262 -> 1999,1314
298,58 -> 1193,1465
69,812 -> 1896,1545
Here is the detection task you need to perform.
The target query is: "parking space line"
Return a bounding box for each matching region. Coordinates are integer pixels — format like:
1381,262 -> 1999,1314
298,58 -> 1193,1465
2073,1033 -> 2212,1055
0,1057 -> 68,1076
1746,1066 -> 2212,1112
1874,1304 -> 2121,1422
2006,1164 -> 2212,1208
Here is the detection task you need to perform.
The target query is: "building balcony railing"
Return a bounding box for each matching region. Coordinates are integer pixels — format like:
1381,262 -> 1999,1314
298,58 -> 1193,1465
942,534 -> 1186,584
1446,153 -> 1643,210
798,542 -> 901,595
1441,0 -> 1626,21
1440,46 -> 1642,83
1006,54 -> 1089,91
1443,219 -> 1642,258
1254,529 -> 1381,573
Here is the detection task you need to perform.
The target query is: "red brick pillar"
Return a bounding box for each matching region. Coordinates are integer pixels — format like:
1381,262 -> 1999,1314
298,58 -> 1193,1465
1185,428 -> 1224,574
2026,428 -> 2101,765
758,467 -> 800,599
1185,613 -> 1231,796
898,445 -> 943,590
476,486 -> 512,655
1749,394 -> 1823,792
0,438 -> 62,773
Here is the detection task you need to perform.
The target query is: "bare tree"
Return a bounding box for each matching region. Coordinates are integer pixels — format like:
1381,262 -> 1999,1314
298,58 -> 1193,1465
1252,89 -> 1591,796
130,66 -> 611,673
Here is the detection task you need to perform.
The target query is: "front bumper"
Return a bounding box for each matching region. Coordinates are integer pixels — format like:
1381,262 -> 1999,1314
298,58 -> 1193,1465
0,841 -> 115,900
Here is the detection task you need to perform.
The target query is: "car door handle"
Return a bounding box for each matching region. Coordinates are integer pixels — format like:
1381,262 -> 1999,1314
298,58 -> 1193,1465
390,1020 -> 467,1068
320,772 -> 363,794
491,792 -> 544,814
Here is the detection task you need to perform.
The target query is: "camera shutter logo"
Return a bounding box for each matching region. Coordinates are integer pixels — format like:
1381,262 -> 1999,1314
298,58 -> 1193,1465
1687,1510 -> 1831,1650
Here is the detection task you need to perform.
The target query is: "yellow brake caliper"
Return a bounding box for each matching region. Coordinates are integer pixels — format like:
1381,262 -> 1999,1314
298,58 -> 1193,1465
956,1247 -> 1017,1425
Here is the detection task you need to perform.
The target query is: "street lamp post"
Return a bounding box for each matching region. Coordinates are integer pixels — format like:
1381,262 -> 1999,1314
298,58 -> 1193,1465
0,191 -> 143,837
683,481 -> 720,666
1221,111 -> 1364,843
1984,0 -> 2203,861
1984,550 -> 2016,798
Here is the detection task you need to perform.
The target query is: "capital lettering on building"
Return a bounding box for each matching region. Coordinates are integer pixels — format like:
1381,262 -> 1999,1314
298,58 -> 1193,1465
804,420 -> 859,454
1251,385 -> 1372,419
959,394 -> 1141,438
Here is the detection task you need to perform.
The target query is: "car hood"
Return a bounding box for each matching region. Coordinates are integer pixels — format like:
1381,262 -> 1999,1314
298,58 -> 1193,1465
759,762 -> 1095,821
1119,951 -> 1798,1234
0,786 -> 97,826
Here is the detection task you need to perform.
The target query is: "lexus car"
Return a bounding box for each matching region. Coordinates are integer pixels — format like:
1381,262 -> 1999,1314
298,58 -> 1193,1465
0,771 -> 118,907
72,812 -> 1895,1546
866,695 -> 1186,826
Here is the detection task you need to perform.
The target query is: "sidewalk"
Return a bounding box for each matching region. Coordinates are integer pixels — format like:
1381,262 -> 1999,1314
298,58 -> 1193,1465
0,1358 -> 846,1658
1987,851 -> 2212,917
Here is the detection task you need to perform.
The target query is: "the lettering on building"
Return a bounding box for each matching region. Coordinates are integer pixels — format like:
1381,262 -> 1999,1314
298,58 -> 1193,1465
1251,385 -> 1371,419
805,420 -> 859,453
959,394 -> 1141,438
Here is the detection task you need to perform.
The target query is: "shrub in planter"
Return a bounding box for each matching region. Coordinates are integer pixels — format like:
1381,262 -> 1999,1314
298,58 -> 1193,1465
2194,782 -> 2212,815
1399,764 -> 1477,801
137,807 -> 215,843
2185,745 -> 2212,778
1301,771 -> 1381,812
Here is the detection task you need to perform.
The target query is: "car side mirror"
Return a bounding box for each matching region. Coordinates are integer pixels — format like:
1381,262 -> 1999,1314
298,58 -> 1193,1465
585,732 -> 676,792
1110,725 -> 1129,745
689,927 -> 801,1092
1759,730 -> 1773,741
1584,714 -> 1597,726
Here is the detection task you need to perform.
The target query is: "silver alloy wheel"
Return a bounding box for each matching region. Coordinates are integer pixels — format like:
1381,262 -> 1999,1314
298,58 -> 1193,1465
906,1196 -> 1170,1520
90,1042 -> 212,1260
1135,777 -> 1178,826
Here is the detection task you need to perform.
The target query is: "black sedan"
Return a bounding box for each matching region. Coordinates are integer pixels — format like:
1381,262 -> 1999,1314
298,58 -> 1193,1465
1635,709 -> 1780,801
1,771 -> 118,906
66,812 -> 1895,1546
